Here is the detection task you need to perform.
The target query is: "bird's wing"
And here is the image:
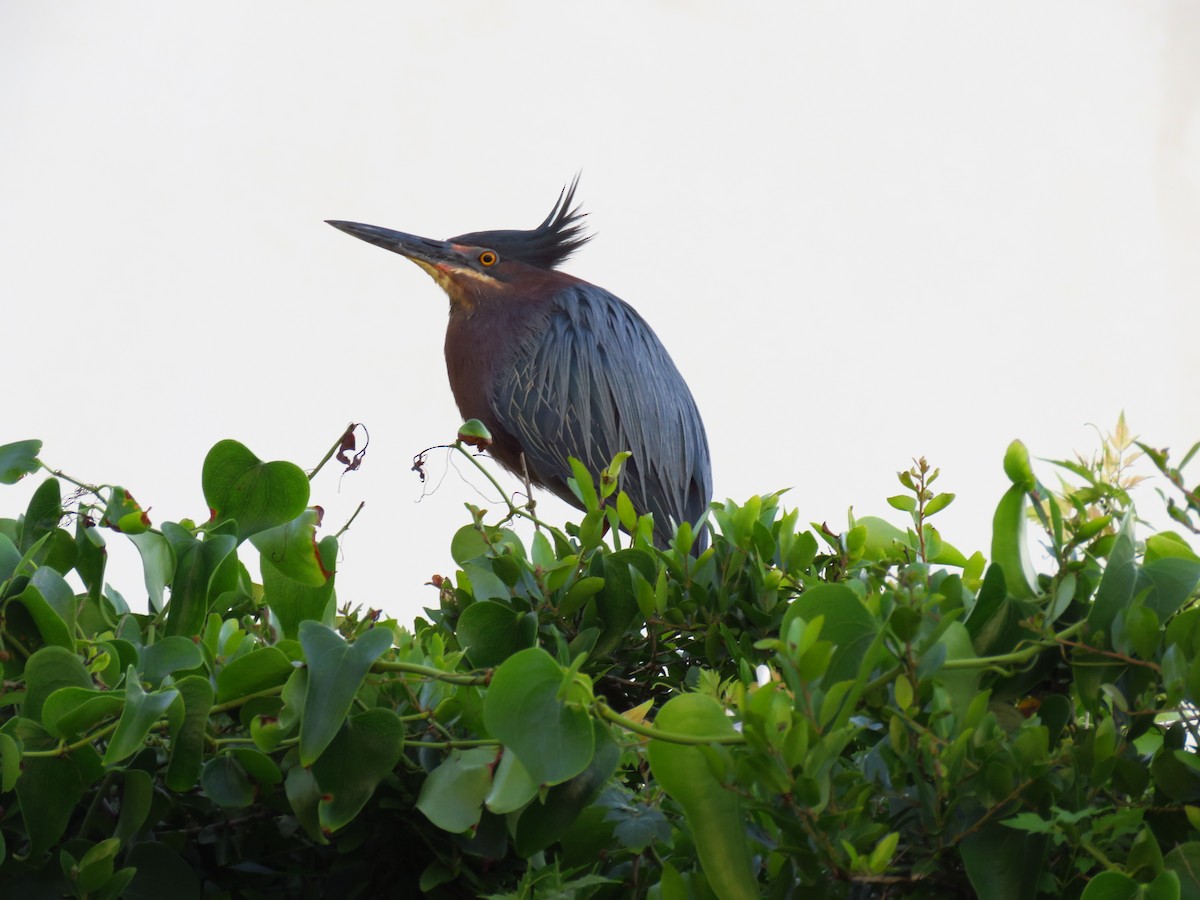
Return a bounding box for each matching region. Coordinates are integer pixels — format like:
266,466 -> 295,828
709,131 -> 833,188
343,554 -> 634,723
490,284 -> 711,543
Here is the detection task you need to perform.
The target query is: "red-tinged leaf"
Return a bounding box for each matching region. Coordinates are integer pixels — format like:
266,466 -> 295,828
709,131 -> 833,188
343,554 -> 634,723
101,487 -> 151,534
251,507 -> 330,587
264,536 -> 338,640
457,418 -> 493,449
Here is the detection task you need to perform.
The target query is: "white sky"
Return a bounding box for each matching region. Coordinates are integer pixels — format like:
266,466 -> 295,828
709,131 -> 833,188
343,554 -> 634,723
4,2 -> 1199,622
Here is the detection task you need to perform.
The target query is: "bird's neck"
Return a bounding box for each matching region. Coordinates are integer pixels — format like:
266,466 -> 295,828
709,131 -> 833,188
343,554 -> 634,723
444,297 -> 530,413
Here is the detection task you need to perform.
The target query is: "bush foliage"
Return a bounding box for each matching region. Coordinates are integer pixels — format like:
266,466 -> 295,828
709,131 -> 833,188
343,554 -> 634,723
2,420 -> 1200,899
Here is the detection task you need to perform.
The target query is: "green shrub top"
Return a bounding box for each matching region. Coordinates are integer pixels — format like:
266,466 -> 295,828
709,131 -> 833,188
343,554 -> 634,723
1,420 -> 1199,899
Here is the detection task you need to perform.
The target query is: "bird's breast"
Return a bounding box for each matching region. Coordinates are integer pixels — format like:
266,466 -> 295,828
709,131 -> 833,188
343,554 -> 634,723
443,304 -> 549,471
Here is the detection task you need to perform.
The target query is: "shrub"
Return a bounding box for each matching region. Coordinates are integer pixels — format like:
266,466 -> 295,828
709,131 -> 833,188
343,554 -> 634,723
1,421 -> 1199,899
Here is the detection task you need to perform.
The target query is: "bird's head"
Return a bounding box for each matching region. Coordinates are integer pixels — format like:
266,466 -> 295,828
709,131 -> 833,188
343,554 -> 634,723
327,177 -> 591,310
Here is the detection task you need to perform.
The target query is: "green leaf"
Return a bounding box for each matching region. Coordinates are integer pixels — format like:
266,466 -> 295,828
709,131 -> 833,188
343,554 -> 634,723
201,439 -> 310,542
456,418 -> 493,447
599,451 -> 632,501
416,747 -> 497,833
233,746 -> 283,786
264,535 -> 338,639
11,566 -> 76,649
869,832 -> 900,874
457,600 -> 536,667
0,531 -> 21,583
298,622 -> 393,766
19,476 -> 62,552
933,621 -> 981,721
886,495 -> 917,513
312,708 -> 405,833
0,732 -> 21,792
1089,511 -> 1138,642
216,646 -> 293,703
161,524 -> 238,637
991,484 -> 1036,599
450,524 -> 493,565
483,647 -> 594,786
647,693 -> 757,900
251,507 -> 331,586
74,517 -> 107,601
114,769 -> 154,845
201,754 -> 256,808
1144,871 -> 1182,900
100,486 -> 151,533
0,439 -> 41,484
102,666 -> 179,766
782,584 -> 879,687
127,530 -> 175,613
1146,532 -> 1200,565
559,576 -> 605,619
65,836 -> 121,894
960,820 -> 1048,900
591,549 -> 655,659
484,747 -> 539,815
140,635 -> 203,687
1003,439 -> 1035,488
17,755 -> 90,857
17,748 -> 100,859
1078,870 -> 1141,900
23,645 -> 93,721
41,687 -> 126,739
285,763 -> 326,844
853,515 -> 912,562
514,721 -> 621,856
1139,557 -> 1200,621
458,560 -> 509,602
567,457 -> 600,512
1165,842 -> 1200,900
925,492 -> 956,516
163,675 -> 213,792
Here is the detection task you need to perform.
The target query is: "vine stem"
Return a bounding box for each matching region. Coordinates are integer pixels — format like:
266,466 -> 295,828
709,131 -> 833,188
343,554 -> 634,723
450,443 -> 570,542
40,461 -> 102,498
335,501 -> 366,539
593,700 -> 745,746
309,422 -> 357,481
371,659 -> 490,685
862,618 -> 1090,696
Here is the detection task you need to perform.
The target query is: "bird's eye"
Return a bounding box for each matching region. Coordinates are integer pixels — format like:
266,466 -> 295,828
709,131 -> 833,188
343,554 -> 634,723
479,250 -> 498,267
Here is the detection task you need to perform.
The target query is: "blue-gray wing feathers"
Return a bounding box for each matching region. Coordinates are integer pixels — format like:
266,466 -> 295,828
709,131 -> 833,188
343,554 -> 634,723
490,284 -> 711,546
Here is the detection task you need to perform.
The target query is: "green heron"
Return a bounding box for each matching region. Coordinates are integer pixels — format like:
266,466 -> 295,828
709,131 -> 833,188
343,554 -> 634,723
327,179 -> 711,548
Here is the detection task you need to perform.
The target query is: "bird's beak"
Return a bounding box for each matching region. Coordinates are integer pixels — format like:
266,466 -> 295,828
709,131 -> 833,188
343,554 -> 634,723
325,220 -> 463,270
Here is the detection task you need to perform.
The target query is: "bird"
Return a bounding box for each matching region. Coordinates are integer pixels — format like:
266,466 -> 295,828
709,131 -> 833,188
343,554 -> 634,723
327,178 -> 711,549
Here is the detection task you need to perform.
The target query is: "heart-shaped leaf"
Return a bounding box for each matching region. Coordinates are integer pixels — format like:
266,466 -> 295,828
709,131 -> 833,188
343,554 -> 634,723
102,666 -> 179,766
297,622 -> 393,766
312,708 -> 405,833
42,688 -> 126,739
457,601 -> 535,667
202,440 -> 309,542
483,647 -> 594,787
0,439 -> 41,484
23,646 -> 93,722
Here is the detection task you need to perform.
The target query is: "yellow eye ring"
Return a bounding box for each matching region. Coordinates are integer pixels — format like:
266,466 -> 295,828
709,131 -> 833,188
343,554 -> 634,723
479,250 -> 498,267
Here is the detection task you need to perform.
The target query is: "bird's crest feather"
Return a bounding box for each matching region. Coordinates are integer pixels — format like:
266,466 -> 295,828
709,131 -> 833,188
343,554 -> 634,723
449,175 -> 591,270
